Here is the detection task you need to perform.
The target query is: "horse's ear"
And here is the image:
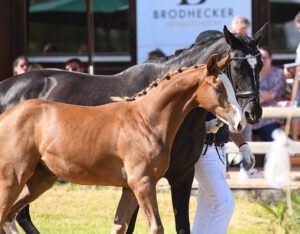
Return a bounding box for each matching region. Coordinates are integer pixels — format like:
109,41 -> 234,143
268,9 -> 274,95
252,23 -> 268,46
216,55 -> 230,71
223,25 -> 243,48
207,54 -> 218,71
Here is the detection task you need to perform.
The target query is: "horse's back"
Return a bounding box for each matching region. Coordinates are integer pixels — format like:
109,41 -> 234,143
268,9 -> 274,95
0,66 -> 156,113
0,70 -> 99,112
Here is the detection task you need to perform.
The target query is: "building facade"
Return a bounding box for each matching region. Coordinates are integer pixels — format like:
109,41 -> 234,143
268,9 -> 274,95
0,0 -> 299,80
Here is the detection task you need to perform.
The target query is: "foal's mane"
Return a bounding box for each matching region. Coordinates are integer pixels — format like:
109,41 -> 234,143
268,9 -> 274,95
112,64 -> 205,102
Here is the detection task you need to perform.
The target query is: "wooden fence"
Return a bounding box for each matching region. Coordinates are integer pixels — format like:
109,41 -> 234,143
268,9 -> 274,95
226,107 -> 300,165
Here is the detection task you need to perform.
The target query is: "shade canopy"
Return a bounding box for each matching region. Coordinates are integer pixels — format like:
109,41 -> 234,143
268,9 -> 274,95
29,0 -> 129,26
30,0 -> 128,13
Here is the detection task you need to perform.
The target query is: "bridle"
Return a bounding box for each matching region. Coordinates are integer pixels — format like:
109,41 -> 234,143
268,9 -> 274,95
225,53 -> 261,103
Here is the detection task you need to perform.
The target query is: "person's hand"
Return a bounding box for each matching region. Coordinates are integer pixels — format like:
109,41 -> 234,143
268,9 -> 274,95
205,118 -> 224,134
239,143 -> 255,170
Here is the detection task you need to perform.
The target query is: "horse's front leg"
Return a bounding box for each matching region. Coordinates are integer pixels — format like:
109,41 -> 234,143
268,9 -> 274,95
128,174 -> 163,234
167,167 -> 195,234
111,188 -> 138,234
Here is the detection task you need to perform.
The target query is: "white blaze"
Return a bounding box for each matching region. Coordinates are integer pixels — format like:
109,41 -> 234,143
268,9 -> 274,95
246,54 -> 258,69
217,73 -> 246,132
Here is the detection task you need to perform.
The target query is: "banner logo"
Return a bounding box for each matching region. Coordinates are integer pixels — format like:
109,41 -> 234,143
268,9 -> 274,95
179,0 -> 207,5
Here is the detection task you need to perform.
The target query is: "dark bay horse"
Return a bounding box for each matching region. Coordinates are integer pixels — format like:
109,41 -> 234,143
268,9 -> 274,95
0,55 -> 245,234
1,25 -> 266,234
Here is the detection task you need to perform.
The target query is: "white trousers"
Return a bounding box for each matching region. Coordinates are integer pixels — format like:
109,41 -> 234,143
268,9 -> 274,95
192,145 -> 235,234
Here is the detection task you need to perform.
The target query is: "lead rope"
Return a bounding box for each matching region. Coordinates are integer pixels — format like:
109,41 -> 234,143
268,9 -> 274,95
203,143 -> 209,156
214,145 -> 225,165
203,133 -> 225,165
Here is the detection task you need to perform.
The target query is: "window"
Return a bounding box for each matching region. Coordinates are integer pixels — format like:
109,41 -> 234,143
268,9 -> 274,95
27,0 -> 130,62
269,0 -> 300,52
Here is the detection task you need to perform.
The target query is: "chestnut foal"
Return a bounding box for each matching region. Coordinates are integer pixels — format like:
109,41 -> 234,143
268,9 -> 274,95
0,55 -> 245,234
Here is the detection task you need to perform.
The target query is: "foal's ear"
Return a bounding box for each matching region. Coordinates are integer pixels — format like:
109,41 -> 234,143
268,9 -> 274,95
216,55 -> 230,71
207,54 -> 218,72
252,23 -> 268,46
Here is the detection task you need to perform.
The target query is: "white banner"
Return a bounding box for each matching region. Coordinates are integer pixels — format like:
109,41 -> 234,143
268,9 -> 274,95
136,0 -> 252,63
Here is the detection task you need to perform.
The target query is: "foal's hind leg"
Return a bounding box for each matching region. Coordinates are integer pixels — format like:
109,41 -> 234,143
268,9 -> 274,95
6,164 -> 57,223
0,165 -> 33,229
111,188 -> 138,234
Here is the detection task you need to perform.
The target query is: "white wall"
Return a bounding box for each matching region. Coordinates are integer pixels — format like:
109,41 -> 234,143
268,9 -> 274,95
136,0 -> 252,63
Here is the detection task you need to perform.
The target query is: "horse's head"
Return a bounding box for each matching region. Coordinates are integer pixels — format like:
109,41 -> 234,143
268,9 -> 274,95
197,54 -> 246,133
223,24 -> 267,124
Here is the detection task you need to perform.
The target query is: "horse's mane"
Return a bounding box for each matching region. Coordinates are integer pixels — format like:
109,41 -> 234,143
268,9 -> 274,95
110,30 -> 256,103
111,64 -> 205,102
146,31 -> 224,64
146,30 -> 255,67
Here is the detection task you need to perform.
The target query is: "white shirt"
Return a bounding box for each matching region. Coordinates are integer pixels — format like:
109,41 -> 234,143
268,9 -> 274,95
296,42 -> 300,63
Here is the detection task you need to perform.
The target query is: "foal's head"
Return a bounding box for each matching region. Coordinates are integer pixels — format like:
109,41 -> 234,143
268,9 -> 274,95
197,54 -> 245,133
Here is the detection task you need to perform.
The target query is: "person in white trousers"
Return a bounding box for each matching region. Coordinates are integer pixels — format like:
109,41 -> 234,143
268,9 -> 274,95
192,116 -> 255,234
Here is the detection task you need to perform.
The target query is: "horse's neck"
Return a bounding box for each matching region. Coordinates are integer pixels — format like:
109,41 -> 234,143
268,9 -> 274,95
116,38 -> 228,89
162,38 -> 227,71
136,71 -> 200,144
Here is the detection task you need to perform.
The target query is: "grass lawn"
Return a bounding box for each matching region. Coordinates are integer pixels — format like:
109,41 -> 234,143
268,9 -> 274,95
16,183 -> 271,234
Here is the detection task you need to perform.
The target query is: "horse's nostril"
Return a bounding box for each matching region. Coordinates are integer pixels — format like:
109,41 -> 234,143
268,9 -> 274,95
237,122 -> 243,132
245,111 -> 250,119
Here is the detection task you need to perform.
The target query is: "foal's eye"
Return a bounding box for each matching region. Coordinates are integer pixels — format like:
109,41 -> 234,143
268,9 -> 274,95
214,85 -> 225,94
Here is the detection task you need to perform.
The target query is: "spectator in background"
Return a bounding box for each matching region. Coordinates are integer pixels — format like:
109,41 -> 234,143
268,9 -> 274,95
147,48 -> 166,61
252,47 -> 286,141
230,16 -> 251,35
13,55 -> 29,76
65,58 -> 84,73
29,63 -> 43,71
284,12 -> 300,78
283,12 -> 300,140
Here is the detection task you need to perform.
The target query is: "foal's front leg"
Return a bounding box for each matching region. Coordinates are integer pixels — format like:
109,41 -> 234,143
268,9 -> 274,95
111,188 -> 138,234
128,175 -> 163,234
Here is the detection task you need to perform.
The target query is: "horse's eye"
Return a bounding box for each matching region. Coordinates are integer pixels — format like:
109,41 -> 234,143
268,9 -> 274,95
215,84 -> 225,94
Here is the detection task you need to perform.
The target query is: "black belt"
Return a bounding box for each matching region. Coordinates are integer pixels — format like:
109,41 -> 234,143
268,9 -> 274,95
204,142 -> 225,147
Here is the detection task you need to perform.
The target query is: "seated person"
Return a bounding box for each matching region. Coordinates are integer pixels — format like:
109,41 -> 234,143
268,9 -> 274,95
252,47 -> 286,141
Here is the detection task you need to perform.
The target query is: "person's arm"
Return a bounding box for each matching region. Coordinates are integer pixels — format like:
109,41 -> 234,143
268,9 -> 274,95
229,132 -> 246,148
260,91 -> 276,103
229,132 -> 255,170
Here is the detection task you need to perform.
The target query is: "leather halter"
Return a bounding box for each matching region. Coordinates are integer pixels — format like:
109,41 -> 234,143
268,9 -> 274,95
225,53 -> 261,101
